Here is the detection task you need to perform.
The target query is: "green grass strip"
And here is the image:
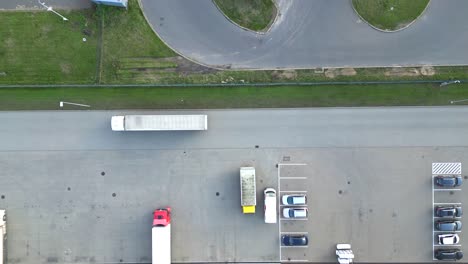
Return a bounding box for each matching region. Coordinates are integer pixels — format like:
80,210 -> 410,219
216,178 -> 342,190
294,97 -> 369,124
0,83 -> 466,110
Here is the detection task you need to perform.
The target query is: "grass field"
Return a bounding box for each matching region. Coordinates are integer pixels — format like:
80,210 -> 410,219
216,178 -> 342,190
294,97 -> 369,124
99,2 -> 176,83
0,83 -> 466,110
352,0 -> 430,30
0,9 -> 98,84
1,0 -> 466,87
213,0 -> 277,31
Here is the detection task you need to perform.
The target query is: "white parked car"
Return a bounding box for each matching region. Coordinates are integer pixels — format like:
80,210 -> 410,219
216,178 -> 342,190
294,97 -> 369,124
438,234 -> 460,245
282,194 -> 307,205
283,208 -> 308,218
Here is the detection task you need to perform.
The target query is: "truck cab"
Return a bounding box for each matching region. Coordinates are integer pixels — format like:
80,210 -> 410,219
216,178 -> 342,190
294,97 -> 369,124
153,208 -> 171,227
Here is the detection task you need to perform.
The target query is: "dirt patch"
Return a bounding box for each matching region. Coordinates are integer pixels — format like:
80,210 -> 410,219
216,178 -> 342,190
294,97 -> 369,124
4,38 -> 14,48
172,56 -> 217,75
60,63 -> 72,74
325,68 -> 357,78
41,25 -> 52,35
385,67 -> 420,77
420,66 -> 435,76
272,70 -> 297,80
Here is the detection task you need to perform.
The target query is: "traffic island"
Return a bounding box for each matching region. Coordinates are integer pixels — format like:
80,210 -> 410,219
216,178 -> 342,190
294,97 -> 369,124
352,0 -> 430,32
212,0 -> 278,33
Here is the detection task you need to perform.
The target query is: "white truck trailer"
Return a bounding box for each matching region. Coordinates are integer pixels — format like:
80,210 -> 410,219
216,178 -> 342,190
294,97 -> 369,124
240,167 -> 256,214
0,210 -> 6,264
152,208 -> 171,264
111,115 -> 208,131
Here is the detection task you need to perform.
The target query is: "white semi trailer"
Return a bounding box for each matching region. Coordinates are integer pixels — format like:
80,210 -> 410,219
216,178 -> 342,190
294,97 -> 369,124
111,115 -> 208,131
0,210 -> 5,264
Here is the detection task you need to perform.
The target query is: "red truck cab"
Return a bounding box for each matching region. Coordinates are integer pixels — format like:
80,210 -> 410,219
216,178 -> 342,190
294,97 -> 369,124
153,207 -> 171,227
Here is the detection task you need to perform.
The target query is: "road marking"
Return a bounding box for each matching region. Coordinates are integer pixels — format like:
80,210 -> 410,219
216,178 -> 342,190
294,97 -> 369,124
434,230 -> 462,233
434,244 -> 462,247
434,202 -> 462,205
277,161 -> 282,262
432,162 -> 462,175
278,163 -> 307,167
280,190 -> 308,193
434,189 -> 461,191
280,177 -> 307,180
280,231 -> 309,234
432,172 -> 435,256
281,246 -> 308,248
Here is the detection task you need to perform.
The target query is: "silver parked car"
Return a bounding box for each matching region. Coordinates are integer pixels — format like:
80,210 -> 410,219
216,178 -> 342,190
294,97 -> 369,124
282,194 -> 307,205
283,207 -> 308,218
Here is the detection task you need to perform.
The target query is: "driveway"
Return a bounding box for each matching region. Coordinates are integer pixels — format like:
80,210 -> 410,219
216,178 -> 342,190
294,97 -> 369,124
140,0 -> 468,69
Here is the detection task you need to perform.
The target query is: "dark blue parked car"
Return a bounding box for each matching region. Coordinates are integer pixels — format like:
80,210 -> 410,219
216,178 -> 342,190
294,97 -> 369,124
436,206 -> 463,218
281,235 -> 308,246
435,249 -> 463,261
435,175 -> 463,187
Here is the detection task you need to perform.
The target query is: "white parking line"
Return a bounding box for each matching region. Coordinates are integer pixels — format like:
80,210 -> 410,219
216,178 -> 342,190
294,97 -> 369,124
279,190 -> 308,193
432,173 -> 435,256
280,177 -> 307,180
434,189 -> 462,191
281,246 -> 308,248
277,161 -> 282,262
280,231 -> 309,234
278,163 -> 307,167
434,244 -> 462,247
434,230 -> 462,233
279,204 -> 307,207
434,202 -> 462,205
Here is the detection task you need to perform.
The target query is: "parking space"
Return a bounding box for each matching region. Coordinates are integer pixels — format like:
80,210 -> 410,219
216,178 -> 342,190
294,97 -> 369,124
432,162 -> 463,260
277,163 -> 309,262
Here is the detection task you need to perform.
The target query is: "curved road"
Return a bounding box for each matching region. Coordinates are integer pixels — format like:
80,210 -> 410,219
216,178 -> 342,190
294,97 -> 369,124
141,0 -> 468,69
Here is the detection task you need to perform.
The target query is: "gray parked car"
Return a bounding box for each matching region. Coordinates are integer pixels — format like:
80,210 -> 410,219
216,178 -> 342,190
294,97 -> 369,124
436,220 -> 462,231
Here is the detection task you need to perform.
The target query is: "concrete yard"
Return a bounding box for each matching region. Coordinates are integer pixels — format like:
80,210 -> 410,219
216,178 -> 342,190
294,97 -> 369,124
0,108 -> 467,263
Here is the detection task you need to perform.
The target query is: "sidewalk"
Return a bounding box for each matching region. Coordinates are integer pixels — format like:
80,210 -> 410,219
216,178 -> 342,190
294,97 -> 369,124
0,0 -> 92,10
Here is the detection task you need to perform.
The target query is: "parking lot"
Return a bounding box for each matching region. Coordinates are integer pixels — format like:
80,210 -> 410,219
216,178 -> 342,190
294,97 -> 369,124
1,147 -> 468,263
1,145 -> 468,263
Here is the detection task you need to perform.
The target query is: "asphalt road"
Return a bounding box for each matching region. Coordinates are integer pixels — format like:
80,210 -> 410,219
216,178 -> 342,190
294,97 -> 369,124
140,0 -> 468,69
1,107 -> 468,263
1,107 -> 468,151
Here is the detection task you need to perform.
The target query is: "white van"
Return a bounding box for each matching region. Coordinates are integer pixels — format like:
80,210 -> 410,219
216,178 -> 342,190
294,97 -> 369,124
264,188 -> 277,223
